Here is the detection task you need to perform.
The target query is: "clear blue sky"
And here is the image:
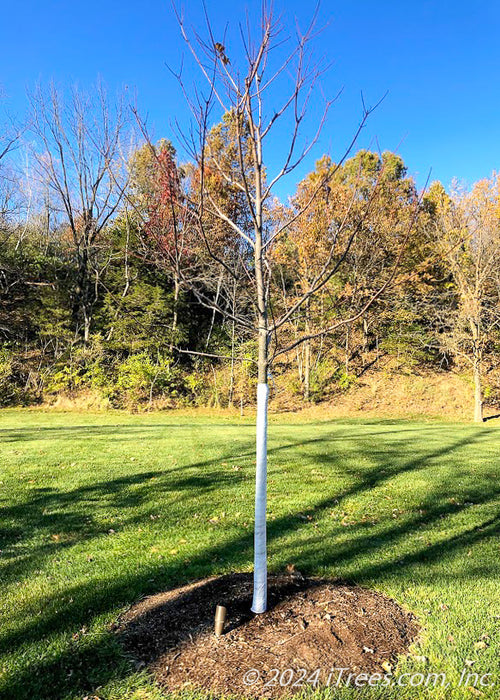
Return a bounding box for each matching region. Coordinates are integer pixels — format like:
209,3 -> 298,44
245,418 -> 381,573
1,0 -> 499,199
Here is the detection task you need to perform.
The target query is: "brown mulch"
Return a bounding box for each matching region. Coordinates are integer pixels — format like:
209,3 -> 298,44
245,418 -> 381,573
117,573 -> 419,697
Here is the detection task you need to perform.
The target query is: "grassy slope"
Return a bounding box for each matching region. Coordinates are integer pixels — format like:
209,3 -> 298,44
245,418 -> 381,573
0,409 -> 498,699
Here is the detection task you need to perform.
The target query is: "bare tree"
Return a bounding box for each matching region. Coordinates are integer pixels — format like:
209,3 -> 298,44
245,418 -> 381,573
0,114 -> 23,231
29,82 -> 132,342
169,3 -> 419,612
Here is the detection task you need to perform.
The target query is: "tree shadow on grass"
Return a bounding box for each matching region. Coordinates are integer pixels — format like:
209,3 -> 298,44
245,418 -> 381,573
0,421 -> 454,587
0,463 -> 250,587
0,424 -> 498,699
0,422 -> 256,445
0,420 -> 453,443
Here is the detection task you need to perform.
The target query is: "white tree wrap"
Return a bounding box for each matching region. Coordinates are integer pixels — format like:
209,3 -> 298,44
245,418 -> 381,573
251,382 -> 269,613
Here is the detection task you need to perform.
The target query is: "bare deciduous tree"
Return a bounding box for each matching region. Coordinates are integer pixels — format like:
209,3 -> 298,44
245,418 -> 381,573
0,113 -> 23,230
29,82 -> 132,342
169,3 -> 419,612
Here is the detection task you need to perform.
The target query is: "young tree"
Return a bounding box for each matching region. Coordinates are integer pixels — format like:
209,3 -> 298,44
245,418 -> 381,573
172,4 -> 418,612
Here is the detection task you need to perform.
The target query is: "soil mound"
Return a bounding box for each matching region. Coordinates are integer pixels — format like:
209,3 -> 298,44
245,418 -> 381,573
119,573 -> 419,697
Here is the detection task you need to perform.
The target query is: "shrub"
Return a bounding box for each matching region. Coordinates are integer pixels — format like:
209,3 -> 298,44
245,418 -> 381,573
115,352 -> 179,407
305,359 -> 356,402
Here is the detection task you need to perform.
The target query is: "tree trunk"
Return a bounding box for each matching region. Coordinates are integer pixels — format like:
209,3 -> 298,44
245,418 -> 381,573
228,281 -> 237,408
229,319 -> 236,408
170,271 -> 180,352
362,316 -> 369,353
212,364 -> 220,408
252,304 -> 268,613
473,358 -> 483,423
304,341 -> 311,401
73,246 -> 94,344
251,145 -> 269,614
205,271 -> 223,349
83,312 -> 91,344
470,319 -> 484,423
303,298 -> 311,401
345,327 -> 350,374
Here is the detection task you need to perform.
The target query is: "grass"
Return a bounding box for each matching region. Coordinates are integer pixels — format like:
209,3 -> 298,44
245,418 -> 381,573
0,408 -> 498,700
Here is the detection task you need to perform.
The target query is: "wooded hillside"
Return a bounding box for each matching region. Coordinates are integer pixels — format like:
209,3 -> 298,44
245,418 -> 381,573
1,90 -> 500,421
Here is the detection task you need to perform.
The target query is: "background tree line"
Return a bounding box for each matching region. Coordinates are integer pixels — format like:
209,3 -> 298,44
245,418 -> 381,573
1,85 -> 499,421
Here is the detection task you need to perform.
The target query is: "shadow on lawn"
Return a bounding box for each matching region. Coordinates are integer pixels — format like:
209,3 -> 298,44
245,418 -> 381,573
0,423 -> 218,444
0,463 -> 249,586
0,423 -> 498,699
0,420 -> 451,442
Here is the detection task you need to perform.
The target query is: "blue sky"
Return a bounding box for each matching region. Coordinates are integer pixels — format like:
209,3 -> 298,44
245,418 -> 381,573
1,0 -> 499,200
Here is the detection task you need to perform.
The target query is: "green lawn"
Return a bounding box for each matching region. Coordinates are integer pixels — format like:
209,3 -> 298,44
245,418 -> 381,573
0,409 -> 498,700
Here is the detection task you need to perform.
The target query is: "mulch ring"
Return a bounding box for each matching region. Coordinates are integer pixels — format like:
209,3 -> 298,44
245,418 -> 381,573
117,572 -> 419,697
